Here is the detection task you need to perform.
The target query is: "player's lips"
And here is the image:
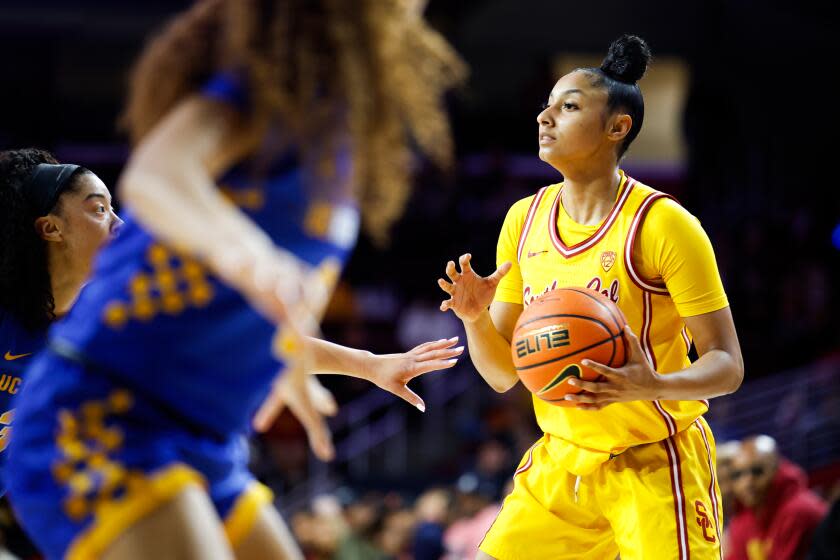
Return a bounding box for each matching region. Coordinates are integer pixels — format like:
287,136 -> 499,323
539,132 -> 556,145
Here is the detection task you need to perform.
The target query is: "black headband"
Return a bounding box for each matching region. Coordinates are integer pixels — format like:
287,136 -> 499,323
23,163 -> 83,216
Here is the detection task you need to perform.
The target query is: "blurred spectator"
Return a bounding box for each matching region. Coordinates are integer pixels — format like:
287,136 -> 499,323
412,488 -> 451,560
717,440 -> 742,557
726,435 -> 828,560
718,441 -> 742,522
376,508 -> 416,559
444,479 -> 511,560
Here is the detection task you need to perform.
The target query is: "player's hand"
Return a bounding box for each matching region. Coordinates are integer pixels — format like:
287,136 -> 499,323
438,254 -> 512,323
253,369 -> 337,461
208,243 -> 322,334
364,337 -> 464,411
562,325 -> 664,410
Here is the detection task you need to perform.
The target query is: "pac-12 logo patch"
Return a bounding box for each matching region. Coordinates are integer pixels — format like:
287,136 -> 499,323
600,251 -> 616,272
694,500 -> 716,543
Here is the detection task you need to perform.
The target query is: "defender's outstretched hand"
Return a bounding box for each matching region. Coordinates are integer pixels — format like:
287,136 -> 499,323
363,337 -> 464,412
253,369 -> 337,460
438,254 -> 512,323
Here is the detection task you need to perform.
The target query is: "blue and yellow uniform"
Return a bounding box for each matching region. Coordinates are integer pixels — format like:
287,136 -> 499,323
0,311 -> 46,496
6,73 -> 360,559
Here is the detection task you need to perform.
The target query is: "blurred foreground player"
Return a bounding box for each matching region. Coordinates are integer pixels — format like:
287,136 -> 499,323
726,435 -> 827,560
6,0 -> 465,558
438,35 -> 743,559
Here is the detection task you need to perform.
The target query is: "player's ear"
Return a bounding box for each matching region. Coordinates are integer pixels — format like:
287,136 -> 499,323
607,113 -> 632,143
34,215 -> 64,243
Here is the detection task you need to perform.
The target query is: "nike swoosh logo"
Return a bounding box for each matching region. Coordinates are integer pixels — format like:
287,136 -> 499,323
4,351 -> 32,361
527,250 -> 548,258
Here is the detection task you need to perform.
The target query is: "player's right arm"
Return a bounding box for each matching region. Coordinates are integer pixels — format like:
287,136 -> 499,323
438,198 -> 532,392
119,96 -> 333,458
439,255 -> 520,393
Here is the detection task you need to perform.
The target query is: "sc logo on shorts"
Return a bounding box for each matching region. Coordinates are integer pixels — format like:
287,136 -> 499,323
694,500 -> 716,543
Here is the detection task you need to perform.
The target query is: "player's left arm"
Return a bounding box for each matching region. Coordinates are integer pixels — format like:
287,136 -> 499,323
252,336 -> 464,431
565,199 -> 744,408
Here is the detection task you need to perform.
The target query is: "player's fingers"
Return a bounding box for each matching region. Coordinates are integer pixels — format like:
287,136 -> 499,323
440,299 -> 453,312
564,392 -> 598,404
412,338 -> 447,353
389,384 -> 426,412
581,359 -> 622,377
458,253 -> 473,274
623,325 -> 645,361
419,336 -> 459,352
573,402 -> 608,411
488,261 -> 513,286
437,278 -> 454,295
292,398 -> 335,461
252,390 -> 286,432
445,260 -> 460,282
413,358 -> 459,377
416,345 -> 464,362
308,377 -> 338,417
567,378 -> 610,393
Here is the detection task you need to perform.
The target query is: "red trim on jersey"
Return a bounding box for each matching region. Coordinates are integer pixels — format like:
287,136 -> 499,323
624,192 -> 675,294
516,187 -> 549,262
681,326 -> 691,355
654,400 -> 678,437
642,291 -> 658,370
663,436 -> 691,560
643,290 -> 677,437
695,419 -> 723,555
513,441 -> 540,478
547,178 -> 636,258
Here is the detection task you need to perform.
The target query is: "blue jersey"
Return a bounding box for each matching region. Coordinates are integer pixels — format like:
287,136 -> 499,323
0,310 -> 47,494
48,73 -> 359,437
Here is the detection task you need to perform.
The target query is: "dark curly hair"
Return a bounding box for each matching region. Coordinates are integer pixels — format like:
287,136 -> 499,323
579,34 -> 652,158
121,0 -> 466,244
0,148 -> 87,331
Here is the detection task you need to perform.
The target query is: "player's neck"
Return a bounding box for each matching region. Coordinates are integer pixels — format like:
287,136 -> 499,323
47,246 -> 88,316
559,164 -> 622,226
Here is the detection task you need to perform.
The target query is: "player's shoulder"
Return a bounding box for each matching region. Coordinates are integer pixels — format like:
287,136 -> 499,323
505,183 -> 562,221
628,179 -> 699,228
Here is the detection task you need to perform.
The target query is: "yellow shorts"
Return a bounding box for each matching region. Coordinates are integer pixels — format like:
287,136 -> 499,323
480,417 -> 722,560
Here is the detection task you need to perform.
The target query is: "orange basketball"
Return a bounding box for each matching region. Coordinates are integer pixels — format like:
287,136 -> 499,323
511,287 -> 627,406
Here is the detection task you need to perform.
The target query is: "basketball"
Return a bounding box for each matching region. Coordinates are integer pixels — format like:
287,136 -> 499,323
511,287 -> 628,406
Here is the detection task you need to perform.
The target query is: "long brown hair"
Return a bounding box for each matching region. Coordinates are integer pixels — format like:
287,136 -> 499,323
121,0 -> 466,243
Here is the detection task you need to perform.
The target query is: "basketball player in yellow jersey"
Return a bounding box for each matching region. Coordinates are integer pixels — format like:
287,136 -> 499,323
437,35 -> 744,560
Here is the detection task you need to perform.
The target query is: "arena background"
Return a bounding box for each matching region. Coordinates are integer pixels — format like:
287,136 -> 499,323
1,1 -> 837,557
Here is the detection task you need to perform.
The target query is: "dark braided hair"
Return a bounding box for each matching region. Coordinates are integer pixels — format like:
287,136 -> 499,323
0,148 -> 85,330
579,34 -> 652,158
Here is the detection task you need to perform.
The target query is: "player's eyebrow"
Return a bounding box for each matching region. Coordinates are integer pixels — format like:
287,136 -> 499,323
548,89 -> 586,104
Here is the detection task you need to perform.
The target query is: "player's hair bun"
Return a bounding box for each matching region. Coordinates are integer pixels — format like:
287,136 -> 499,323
600,34 -> 651,84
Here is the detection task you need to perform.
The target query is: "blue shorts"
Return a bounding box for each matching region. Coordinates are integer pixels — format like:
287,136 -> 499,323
6,350 -> 273,560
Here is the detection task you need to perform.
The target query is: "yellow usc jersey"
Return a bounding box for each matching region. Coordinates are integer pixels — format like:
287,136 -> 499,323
495,171 -> 729,476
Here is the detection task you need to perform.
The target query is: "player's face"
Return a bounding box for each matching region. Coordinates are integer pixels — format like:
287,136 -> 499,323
54,173 -> 122,273
536,71 -> 614,169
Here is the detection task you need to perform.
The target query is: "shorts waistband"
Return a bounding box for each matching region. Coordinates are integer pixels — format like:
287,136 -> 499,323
48,338 -> 229,442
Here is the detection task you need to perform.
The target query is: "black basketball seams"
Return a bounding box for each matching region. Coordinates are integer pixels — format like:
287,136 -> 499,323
562,287 -> 623,334
514,313 -> 612,339
514,332 -> 623,371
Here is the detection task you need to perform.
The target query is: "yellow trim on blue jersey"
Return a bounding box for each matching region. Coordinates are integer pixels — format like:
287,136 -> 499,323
224,482 -> 274,548
65,464 -> 206,560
